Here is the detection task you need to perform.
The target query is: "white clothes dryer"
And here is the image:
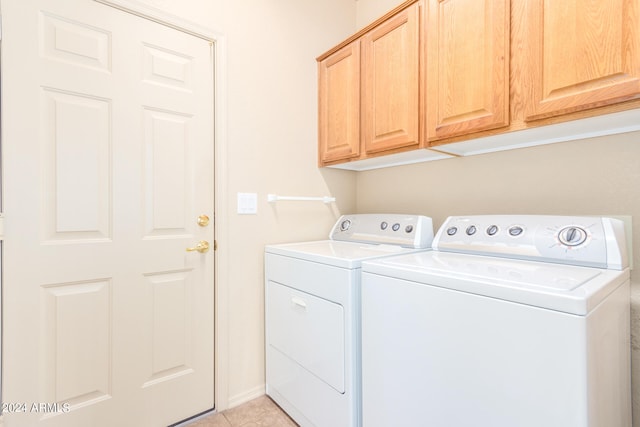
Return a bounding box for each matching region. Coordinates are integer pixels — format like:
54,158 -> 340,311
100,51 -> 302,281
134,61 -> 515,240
361,215 -> 631,427
265,214 -> 434,427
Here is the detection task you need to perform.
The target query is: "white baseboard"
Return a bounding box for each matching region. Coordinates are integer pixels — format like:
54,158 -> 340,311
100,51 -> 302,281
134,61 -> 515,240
227,384 -> 266,409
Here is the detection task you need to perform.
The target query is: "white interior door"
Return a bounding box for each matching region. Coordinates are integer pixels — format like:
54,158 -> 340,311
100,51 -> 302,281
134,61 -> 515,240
1,0 -> 215,425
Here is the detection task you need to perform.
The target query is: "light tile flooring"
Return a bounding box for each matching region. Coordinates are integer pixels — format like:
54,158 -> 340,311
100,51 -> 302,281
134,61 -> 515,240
185,395 -> 298,427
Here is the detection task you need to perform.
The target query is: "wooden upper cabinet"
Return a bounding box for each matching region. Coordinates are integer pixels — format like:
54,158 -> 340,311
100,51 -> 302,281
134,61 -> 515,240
317,0 -> 640,168
318,41 -> 361,164
426,0 -> 510,142
522,0 -> 640,121
361,2 -> 422,154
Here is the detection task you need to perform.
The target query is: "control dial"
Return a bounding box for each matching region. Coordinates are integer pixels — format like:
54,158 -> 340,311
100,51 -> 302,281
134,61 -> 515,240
558,226 -> 588,247
340,219 -> 352,232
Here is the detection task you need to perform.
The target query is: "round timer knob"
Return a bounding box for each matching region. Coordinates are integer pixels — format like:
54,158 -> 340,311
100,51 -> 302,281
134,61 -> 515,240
558,226 -> 588,247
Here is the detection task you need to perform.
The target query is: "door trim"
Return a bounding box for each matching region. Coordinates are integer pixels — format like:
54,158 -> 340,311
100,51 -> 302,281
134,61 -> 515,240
93,0 -> 217,41
90,0 -> 232,412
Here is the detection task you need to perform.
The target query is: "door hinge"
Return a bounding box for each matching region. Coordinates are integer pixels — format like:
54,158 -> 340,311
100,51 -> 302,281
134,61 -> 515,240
0,213 -> 4,240
214,240 -> 217,251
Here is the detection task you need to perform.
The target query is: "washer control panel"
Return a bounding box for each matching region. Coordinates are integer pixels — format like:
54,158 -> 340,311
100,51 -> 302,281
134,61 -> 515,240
330,214 -> 434,249
433,215 -> 628,269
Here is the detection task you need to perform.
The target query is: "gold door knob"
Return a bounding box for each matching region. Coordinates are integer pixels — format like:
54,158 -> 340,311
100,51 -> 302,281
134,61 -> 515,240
186,240 -> 210,253
197,215 -> 210,227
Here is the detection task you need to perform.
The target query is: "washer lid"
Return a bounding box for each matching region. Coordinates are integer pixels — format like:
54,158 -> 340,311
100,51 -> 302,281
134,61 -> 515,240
265,240 -> 423,269
362,251 -> 629,315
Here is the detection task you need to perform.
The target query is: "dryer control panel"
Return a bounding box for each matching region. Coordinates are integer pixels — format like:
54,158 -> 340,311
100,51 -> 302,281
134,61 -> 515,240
330,214 -> 434,249
433,215 -> 628,270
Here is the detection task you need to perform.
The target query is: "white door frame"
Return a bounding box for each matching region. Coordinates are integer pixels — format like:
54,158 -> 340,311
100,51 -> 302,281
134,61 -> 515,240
90,0 -> 231,413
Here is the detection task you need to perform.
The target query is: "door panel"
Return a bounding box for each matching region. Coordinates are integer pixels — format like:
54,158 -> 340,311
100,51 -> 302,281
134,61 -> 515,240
42,280 -> 112,408
1,1 -> 215,425
143,108 -> 193,237
318,41 -> 361,164
42,88 -> 112,241
361,2 -> 421,154
523,0 -> 640,120
426,0 -> 510,141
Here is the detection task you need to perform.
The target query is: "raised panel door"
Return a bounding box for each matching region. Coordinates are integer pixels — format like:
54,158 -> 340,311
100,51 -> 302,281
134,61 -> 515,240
426,0 -> 510,141
318,41 -> 361,164
2,1 -> 215,425
361,2 -> 421,154
522,0 -> 640,120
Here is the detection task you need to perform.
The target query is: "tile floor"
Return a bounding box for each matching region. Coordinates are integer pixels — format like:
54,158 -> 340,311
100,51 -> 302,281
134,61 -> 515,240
184,395 -> 298,427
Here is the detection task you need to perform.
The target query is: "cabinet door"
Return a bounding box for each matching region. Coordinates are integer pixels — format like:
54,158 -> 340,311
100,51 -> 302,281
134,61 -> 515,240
523,0 -> 640,120
361,2 -> 421,154
426,0 -> 509,141
318,41 -> 361,164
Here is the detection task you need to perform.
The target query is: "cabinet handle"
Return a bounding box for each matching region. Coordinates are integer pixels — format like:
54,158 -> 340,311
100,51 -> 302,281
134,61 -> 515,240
291,297 -> 307,309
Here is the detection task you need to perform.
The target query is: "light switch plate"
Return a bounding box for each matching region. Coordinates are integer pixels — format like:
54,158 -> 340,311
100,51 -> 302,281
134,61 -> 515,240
237,193 -> 258,214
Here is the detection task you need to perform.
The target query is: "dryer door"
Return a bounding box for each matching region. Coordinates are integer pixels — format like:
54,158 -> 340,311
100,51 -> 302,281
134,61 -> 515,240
267,281 -> 345,393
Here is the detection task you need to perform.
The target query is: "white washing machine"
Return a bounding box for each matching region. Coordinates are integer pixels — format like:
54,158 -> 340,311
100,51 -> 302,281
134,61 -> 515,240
361,215 -> 631,427
265,214 -> 434,427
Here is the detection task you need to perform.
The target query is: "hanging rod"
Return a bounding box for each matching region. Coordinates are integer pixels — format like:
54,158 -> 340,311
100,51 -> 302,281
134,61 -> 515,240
267,194 -> 336,204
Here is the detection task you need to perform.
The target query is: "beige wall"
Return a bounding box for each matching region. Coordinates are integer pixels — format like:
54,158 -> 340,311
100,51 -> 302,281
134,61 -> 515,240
356,0 -> 403,29
210,0 -> 360,408
356,131 -> 640,425
211,1 -> 359,408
